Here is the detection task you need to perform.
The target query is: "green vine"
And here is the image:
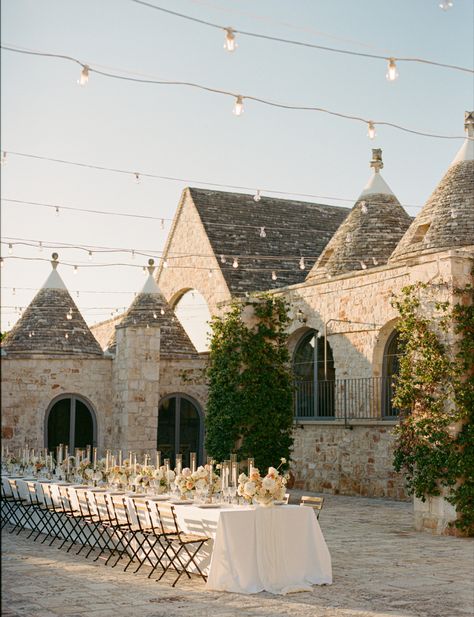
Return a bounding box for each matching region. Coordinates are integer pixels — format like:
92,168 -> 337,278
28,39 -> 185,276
205,294 -> 294,471
392,273 -> 474,535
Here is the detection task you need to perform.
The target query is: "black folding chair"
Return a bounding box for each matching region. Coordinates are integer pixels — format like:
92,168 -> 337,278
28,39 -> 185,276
1,480 -> 21,530
123,497 -> 166,577
6,479 -> 35,535
155,502 -> 209,587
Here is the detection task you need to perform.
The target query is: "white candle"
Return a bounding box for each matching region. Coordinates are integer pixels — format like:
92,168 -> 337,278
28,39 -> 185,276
209,460 -> 213,491
118,450 -> 122,468
133,453 -> 137,473
190,452 -> 196,474
66,456 -> 70,475
156,450 -> 161,469
93,447 -> 97,470
106,451 -> 109,472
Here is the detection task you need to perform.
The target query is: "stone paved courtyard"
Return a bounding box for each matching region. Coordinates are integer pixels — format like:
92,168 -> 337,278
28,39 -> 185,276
2,492 -> 473,617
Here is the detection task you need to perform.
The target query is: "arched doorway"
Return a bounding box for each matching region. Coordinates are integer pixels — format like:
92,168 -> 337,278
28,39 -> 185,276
293,330 -> 335,418
382,330 -> 402,417
45,395 -> 97,451
157,394 -> 203,467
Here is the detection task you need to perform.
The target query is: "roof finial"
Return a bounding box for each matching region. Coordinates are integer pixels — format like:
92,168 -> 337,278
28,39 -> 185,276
51,253 -> 59,270
147,258 -> 155,276
370,149 -> 383,173
464,111 -> 474,137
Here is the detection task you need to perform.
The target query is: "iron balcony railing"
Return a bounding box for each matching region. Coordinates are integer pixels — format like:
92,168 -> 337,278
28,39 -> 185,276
294,377 -> 399,421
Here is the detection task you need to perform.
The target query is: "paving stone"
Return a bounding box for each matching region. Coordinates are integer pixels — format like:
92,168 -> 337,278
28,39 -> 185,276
2,493 -> 473,617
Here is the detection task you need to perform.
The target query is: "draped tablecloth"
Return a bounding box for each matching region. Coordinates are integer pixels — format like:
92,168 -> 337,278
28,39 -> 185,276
1,477 -> 332,595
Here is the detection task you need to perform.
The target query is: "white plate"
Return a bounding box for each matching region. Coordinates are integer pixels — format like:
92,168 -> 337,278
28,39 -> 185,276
172,499 -> 193,505
274,500 -> 287,505
198,503 -> 221,509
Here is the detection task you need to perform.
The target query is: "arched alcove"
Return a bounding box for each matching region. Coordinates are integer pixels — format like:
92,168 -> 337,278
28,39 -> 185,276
44,394 -> 97,451
172,289 -> 212,353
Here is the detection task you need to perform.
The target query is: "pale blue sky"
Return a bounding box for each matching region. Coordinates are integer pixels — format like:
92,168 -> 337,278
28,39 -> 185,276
1,0 -> 473,336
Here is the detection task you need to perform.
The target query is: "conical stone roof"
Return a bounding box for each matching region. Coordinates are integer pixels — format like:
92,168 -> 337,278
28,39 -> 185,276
2,254 -> 103,356
107,260 -> 197,356
390,112 -> 474,263
307,149 -> 411,280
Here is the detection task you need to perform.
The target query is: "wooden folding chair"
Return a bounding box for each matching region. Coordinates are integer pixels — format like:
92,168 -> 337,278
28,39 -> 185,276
155,502 -> 209,587
300,495 -> 324,519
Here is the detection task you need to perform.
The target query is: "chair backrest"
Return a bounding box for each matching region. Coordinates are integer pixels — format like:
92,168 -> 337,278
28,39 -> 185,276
40,482 -> 58,508
57,485 -> 75,513
7,478 -> 21,500
155,502 -> 179,536
129,498 -> 152,530
90,491 -> 111,523
106,495 -> 131,526
300,495 -> 324,516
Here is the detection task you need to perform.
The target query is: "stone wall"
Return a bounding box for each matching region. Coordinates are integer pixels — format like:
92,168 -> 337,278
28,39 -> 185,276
1,355 -> 113,450
291,421 -> 408,500
159,355 -> 208,409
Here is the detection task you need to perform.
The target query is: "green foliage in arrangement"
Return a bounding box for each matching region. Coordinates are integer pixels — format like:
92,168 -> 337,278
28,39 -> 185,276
205,295 -> 294,472
392,274 -> 474,535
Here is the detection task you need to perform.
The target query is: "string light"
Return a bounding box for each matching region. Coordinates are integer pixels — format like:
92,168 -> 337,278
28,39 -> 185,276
153,312 -> 157,319
232,257 -> 239,269
208,269 -> 213,278
131,250 -> 135,259
271,271 -> 277,281
38,241 -> 43,252
0,258 -> 4,268
160,308 -> 165,315
451,209 -> 458,219
439,0 -> 453,9
8,243 -> 13,254
220,254 -> 226,263
386,58 -> 399,81
163,259 -> 168,268
55,206 -> 60,216
372,257 -> 379,265
233,95 -> 244,116
224,27 -> 237,52
65,333 -> 69,339
361,202 -> 368,214
66,308 -> 73,320
78,65 -> 89,86
88,251 -> 93,261
254,190 -> 261,202
345,233 -> 352,244
367,122 -> 376,140
299,256 -> 305,270
259,226 -> 266,238
360,261 -> 367,270
142,266 -> 147,274
12,288 -> 16,296
160,219 -> 165,230
73,265 -> 78,275
135,172 -> 140,184
1,151 -> 6,166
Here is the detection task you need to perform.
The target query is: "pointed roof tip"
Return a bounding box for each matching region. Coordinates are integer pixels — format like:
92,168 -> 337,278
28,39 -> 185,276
140,259 -> 162,295
41,253 -> 67,290
359,149 -> 395,198
450,111 -> 474,166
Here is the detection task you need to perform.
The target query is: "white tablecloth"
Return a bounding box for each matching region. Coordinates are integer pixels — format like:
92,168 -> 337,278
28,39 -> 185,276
2,477 -> 332,594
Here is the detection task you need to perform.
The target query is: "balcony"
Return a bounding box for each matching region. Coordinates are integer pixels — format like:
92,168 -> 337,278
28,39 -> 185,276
293,377 -> 399,421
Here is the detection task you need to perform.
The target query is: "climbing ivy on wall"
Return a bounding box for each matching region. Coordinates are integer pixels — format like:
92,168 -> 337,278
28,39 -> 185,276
205,295 -> 294,471
391,274 -> 474,535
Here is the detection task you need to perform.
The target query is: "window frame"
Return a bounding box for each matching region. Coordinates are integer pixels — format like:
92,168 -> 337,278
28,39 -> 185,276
157,393 -> 204,466
44,393 -> 97,450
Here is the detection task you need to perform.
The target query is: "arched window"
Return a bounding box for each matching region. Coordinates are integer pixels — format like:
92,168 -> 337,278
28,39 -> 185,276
157,394 -> 203,467
293,330 -> 335,418
45,395 -> 97,451
382,330 -> 402,417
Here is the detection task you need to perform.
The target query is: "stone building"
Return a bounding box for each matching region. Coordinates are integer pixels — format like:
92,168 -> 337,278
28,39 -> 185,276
2,112 -> 473,534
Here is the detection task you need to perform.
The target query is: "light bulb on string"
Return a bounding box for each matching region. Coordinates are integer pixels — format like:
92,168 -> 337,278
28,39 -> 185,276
367,122 -> 376,140
208,269 -> 213,278
232,257 -> 239,269
224,27 -> 237,52
1,151 -> 6,166
134,172 -> 140,184
439,0 -> 453,10
233,95 -> 244,116
163,259 -> 168,269
299,256 -> 305,270
78,65 -> 89,86
220,254 -> 226,264
76,291 -> 80,298
254,190 -> 261,202
8,244 -> 13,255
38,241 -> 43,252
73,266 -> 78,275
160,308 -> 165,315
360,261 -> 367,270
259,227 -> 266,238
142,266 -> 147,275
271,271 -> 277,281
386,58 -> 399,81
65,333 -> 69,339
12,288 -> 16,296
153,312 -> 157,319
160,219 -> 165,230
88,251 -> 93,261
361,202 -> 368,214
55,207 -> 60,216
0,258 -> 4,268
372,257 -> 379,266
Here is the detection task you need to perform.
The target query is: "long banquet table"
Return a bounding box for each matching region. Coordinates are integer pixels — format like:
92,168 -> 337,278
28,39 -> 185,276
1,476 -> 332,595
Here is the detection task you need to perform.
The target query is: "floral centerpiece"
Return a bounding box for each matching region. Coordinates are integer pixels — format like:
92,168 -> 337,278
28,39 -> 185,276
106,459 -> 134,488
238,458 -> 288,507
174,464 -> 221,498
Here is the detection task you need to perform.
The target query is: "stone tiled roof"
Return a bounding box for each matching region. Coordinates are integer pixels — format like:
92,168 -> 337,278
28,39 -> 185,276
2,286 -> 103,357
188,188 -> 350,294
107,270 -> 198,357
308,150 -> 412,279
390,155 -> 474,263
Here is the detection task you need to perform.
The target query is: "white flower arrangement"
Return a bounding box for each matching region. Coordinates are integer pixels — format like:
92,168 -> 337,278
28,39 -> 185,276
174,464 -> 221,496
238,458 -> 287,506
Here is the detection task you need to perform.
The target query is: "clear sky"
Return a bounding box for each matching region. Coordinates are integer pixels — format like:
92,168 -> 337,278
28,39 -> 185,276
1,0 -> 473,339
